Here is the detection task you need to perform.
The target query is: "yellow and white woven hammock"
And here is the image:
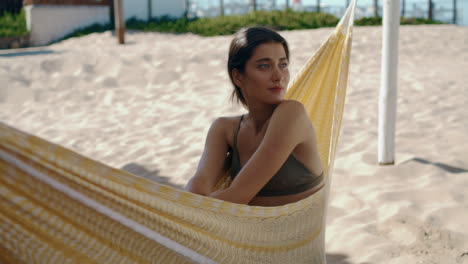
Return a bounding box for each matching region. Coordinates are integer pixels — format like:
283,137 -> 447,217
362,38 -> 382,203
0,2 -> 355,263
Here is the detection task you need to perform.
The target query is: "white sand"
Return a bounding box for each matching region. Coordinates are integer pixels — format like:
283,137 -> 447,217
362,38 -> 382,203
1,25 -> 467,263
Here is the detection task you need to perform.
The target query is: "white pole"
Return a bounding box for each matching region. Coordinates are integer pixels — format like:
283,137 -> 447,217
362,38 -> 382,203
378,0 -> 400,165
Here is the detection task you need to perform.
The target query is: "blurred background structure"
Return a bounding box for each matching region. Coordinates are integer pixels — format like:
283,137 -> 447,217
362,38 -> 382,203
1,0 -> 466,25
186,0 -> 466,25
0,0 -> 23,16
0,0 -> 466,48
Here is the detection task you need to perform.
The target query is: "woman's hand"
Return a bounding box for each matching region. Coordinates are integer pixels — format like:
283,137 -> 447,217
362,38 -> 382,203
208,189 -> 224,198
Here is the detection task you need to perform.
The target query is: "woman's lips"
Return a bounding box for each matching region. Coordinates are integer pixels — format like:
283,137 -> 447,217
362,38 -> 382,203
269,86 -> 284,92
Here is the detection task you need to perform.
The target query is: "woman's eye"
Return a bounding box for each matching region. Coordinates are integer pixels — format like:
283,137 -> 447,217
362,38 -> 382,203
258,63 -> 287,69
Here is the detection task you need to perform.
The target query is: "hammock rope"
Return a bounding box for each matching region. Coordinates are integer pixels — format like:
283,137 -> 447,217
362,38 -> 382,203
0,1 -> 355,263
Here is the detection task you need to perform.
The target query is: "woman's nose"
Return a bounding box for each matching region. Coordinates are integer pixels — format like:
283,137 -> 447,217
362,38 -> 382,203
271,67 -> 282,82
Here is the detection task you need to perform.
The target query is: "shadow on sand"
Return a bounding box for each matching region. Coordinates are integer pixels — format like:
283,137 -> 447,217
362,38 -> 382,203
326,253 -> 353,264
0,49 -> 61,57
121,162 -> 185,190
327,253 -> 373,264
411,157 -> 468,174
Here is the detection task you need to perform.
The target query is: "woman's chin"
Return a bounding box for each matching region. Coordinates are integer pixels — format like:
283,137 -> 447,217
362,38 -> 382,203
250,95 -> 285,106
270,96 -> 285,105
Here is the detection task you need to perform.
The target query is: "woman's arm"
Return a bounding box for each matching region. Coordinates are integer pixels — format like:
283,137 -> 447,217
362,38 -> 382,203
208,100 -> 312,204
185,117 -> 230,196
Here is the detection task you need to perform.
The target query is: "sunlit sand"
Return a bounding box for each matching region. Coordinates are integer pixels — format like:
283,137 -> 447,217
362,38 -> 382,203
1,24 -> 467,263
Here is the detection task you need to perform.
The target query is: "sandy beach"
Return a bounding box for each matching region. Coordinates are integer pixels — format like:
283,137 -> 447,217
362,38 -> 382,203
1,24 -> 467,263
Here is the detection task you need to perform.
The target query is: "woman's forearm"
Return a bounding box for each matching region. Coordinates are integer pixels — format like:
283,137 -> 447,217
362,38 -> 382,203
186,177 -> 249,205
208,188 -> 249,205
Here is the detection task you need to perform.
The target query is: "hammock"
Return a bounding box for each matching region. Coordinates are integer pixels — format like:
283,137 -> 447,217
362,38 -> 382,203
0,2 -> 355,263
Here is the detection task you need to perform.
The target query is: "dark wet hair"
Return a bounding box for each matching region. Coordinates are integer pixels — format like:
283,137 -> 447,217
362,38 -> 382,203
227,27 -> 290,108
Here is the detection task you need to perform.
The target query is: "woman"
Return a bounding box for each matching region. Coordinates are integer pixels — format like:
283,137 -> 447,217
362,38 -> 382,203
185,27 -> 324,206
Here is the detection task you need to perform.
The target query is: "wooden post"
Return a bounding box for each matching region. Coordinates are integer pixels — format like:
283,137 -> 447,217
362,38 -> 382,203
185,0 -> 190,19
148,0 -> 152,21
219,0 -> 224,16
378,0 -> 400,165
428,0 -> 433,20
109,0 -> 115,28
317,0 -> 320,12
373,0 -> 379,17
286,0 -> 289,10
453,0 -> 457,24
401,0 -> 405,17
114,0 -> 125,44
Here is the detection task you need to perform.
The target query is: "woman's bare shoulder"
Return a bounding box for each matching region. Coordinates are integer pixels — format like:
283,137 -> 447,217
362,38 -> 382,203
211,115 -> 243,128
210,115 -> 244,144
272,100 -> 309,125
269,100 -> 316,144
276,99 -> 306,112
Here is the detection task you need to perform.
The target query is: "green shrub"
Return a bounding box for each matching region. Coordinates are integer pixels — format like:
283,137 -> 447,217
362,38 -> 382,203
127,16 -> 192,33
52,23 -> 113,44
401,17 -> 445,25
41,10 -> 449,44
121,10 -> 339,37
187,10 -> 339,36
355,16 -> 382,26
0,9 -> 28,37
355,16 -> 446,26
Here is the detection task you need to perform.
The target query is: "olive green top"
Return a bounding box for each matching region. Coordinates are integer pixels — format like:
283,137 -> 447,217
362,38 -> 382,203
230,115 -> 324,197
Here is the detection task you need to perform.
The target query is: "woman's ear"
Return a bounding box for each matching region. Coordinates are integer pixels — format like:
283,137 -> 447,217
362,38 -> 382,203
232,69 -> 243,87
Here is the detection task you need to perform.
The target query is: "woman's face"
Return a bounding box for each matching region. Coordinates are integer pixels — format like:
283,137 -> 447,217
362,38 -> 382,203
235,42 -> 290,106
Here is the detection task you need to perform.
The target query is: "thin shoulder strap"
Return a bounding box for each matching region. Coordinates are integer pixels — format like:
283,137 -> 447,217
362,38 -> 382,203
233,115 -> 244,149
